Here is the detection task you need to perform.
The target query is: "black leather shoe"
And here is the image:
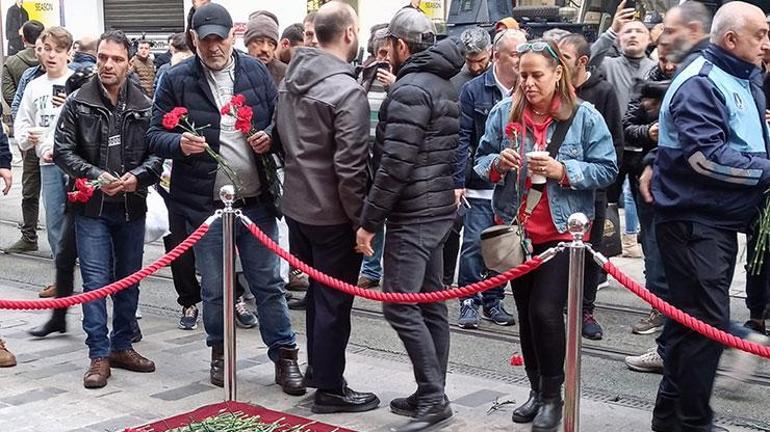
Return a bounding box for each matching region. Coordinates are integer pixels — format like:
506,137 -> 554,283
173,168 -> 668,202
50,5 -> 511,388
391,401 -> 453,432
512,390 -> 541,423
532,397 -> 563,432
311,386 -> 380,414
210,345 -> 224,387
390,393 -> 419,418
29,317 -> 67,338
275,347 -> 306,396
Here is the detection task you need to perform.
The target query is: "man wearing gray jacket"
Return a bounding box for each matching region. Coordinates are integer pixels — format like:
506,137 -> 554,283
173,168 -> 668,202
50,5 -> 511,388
274,1 -> 379,415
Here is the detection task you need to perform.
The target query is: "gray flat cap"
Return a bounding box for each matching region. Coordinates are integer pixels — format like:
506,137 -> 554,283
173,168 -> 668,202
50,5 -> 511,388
387,7 -> 436,45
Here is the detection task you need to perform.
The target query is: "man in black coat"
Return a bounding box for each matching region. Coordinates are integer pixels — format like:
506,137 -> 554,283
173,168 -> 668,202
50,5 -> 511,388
356,8 -> 463,432
559,34 -> 623,341
5,1 -> 28,55
147,3 -> 303,396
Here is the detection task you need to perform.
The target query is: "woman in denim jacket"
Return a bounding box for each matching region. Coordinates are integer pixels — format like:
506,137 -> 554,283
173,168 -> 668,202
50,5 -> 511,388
474,39 -> 617,432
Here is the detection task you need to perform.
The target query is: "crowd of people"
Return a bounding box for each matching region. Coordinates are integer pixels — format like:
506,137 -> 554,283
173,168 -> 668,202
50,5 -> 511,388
0,0 -> 769,431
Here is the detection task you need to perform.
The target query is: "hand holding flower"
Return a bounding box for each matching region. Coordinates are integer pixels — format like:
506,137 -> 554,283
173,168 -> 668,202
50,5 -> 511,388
99,172 -> 124,197
496,148 -> 521,172
247,131 -> 271,154
180,132 -> 207,156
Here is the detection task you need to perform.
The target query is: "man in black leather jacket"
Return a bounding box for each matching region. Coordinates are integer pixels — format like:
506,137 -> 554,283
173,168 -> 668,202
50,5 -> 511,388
357,8 -> 463,432
54,30 -> 162,390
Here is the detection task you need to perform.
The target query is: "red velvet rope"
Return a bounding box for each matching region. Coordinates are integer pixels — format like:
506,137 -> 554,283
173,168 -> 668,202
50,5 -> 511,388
603,260 -> 770,359
0,221 -> 212,311
242,220 -> 545,303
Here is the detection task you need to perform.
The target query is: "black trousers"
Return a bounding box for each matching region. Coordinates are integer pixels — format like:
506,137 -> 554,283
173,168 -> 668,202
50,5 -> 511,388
583,190 -> 608,313
653,221 -> 734,432
382,219 -> 453,406
163,210 -> 202,308
285,217 -> 361,391
442,217 -> 463,286
513,243 -> 571,382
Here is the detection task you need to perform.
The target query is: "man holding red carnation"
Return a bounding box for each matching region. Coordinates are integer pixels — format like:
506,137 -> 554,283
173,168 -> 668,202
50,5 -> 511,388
53,30 -> 163,389
147,3 -> 304,396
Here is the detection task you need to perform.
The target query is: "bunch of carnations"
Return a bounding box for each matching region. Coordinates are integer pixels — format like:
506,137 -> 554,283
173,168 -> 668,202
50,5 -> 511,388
162,107 -> 242,195
66,177 -> 114,203
750,197 -> 770,274
221,94 -> 282,197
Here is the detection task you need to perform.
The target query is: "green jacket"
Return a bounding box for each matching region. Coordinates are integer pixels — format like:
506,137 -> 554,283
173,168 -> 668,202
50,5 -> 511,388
2,47 -> 38,106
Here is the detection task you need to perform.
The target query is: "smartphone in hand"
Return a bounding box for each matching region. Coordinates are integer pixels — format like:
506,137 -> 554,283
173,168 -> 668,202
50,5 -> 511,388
52,84 -> 66,97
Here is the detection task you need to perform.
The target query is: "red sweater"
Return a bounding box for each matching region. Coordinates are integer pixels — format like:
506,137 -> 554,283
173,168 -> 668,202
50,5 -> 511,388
491,106 -> 589,245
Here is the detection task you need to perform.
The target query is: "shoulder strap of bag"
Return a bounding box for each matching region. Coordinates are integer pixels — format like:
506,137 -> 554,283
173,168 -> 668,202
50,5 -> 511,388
522,106 -> 580,218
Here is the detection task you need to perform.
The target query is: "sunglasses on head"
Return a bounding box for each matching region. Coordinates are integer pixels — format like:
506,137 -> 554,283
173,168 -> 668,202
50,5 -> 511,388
516,42 -> 559,61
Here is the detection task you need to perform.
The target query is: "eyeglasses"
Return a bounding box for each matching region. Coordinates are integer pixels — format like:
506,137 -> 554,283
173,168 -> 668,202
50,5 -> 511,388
516,42 -> 559,61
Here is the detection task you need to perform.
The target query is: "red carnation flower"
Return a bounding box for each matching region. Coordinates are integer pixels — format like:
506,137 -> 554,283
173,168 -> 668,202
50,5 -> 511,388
162,112 -> 181,130
505,122 -> 523,140
236,105 -> 253,123
510,354 -> 524,366
232,94 -> 246,107
220,104 -> 231,116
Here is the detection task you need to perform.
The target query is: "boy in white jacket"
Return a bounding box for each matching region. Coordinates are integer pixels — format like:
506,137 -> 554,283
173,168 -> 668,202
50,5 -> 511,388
14,26 -> 73,259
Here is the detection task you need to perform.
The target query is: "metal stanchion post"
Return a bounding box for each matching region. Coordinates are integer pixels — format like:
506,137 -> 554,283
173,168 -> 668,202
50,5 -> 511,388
564,213 -> 589,432
220,185 -> 237,401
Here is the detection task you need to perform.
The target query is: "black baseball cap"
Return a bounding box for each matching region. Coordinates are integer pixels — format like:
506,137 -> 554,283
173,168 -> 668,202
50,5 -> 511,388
192,3 -> 233,39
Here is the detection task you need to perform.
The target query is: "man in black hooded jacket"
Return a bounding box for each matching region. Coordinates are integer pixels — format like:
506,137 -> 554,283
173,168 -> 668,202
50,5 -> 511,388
559,34 -> 623,341
356,7 -> 463,432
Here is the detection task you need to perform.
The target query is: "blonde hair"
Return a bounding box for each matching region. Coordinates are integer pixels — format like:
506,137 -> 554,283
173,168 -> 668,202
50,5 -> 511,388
509,39 -> 577,124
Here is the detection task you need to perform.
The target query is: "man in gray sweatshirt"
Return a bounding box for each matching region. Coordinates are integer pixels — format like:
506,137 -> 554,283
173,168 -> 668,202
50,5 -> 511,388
602,20 -> 656,117
275,1 -> 379,415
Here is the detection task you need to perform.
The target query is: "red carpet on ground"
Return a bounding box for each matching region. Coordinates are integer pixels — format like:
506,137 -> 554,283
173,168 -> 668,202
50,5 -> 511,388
128,401 -> 356,432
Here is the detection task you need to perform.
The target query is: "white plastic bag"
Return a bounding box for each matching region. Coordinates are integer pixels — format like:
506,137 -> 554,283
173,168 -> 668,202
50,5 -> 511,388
144,186 -> 170,244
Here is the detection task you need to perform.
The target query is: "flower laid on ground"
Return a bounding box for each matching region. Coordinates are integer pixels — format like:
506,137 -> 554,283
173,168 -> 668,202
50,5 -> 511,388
221,94 -> 283,203
162,106 -> 242,195
510,354 -> 524,366
160,410 -> 312,432
66,177 -> 116,203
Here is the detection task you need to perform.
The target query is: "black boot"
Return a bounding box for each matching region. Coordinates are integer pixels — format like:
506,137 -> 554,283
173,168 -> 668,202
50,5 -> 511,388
210,345 -> 224,387
512,369 -> 541,423
29,309 -> 67,337
275,347 -> 306,396
532,376 -> 563,432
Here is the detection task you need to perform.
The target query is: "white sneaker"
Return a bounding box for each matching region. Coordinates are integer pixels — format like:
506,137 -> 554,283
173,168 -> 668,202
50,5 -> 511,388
718,332 -> 769,392
135,307 -> 143,320
625,347 -> 663,373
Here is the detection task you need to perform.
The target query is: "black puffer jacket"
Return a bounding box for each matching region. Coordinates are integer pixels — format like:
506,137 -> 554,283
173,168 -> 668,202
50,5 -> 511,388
360,39 -> 463,232
147,52 -> 276,226
54,77 -> 163,221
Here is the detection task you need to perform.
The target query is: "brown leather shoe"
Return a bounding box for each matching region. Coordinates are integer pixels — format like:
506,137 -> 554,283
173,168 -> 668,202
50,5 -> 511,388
83,358 -> 110,388
275,346 -> 306,396
0,338 -> 17,367
108,349 -> 155,373
39,284 -> 56,298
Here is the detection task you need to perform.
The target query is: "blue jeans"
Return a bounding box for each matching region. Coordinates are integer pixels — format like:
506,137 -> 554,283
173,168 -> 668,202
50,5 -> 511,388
457,198 -> 504,307
76,203 -> 145,359
359,226 -> 384,281
40,164 -> 67,258
191,203 -> 295,361
623,179 -> 639,235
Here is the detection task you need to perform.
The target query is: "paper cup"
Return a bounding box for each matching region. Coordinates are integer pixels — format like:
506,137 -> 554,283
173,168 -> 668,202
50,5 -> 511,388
526,151 -> 549,184
27,126 -> 47,138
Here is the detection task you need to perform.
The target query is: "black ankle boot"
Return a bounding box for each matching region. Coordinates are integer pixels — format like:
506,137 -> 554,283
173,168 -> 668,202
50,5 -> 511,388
532,376 -> 563,432
275,347 -> 306,396
512,369 -> 540,423
29,310 -> 67,338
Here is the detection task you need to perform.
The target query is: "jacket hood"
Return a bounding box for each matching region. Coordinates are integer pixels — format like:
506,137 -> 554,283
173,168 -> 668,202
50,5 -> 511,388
284,48 -> 356,95
398,39 -> 463,80
580,67 -> 608,90
17,47 -> 37,67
